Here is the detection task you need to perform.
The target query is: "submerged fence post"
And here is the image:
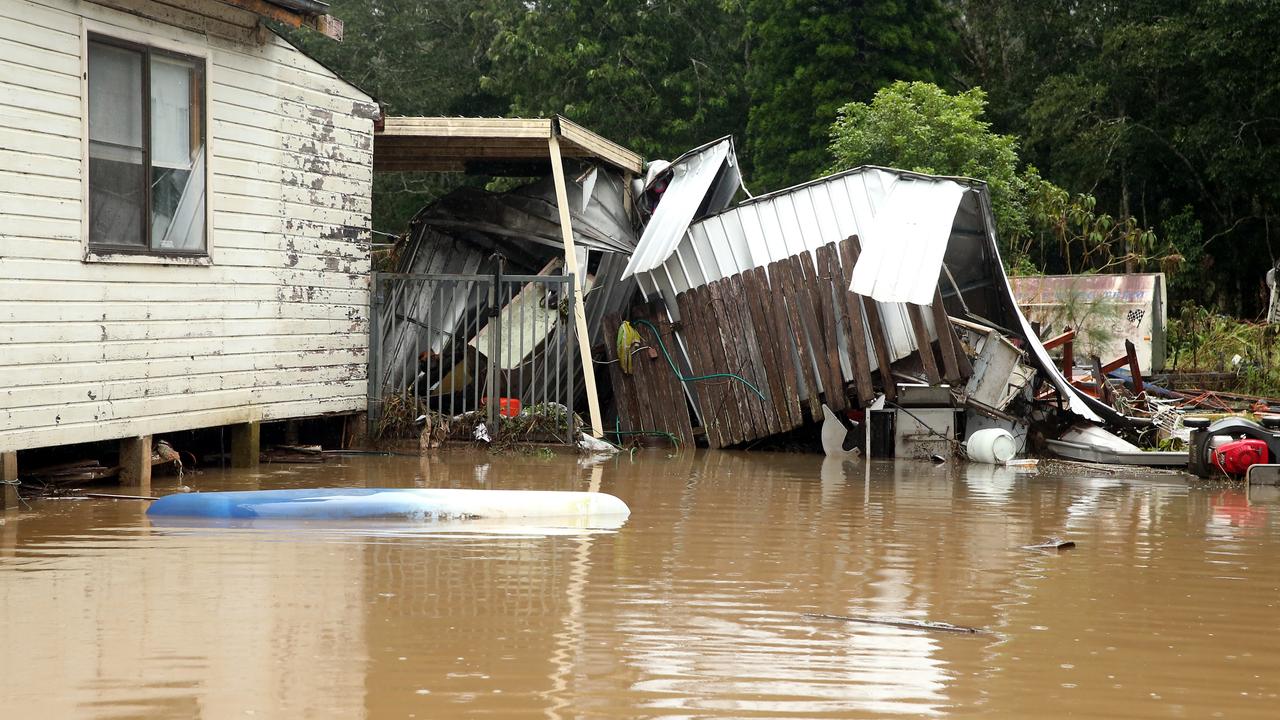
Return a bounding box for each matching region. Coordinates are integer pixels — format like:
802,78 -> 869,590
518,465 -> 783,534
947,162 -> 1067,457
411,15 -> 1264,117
368,271 -> 383,438
486,258 -> 503,435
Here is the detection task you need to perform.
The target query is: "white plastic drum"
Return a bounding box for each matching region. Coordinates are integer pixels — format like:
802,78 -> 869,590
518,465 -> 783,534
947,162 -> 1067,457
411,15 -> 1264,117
966,428 -> 1017,465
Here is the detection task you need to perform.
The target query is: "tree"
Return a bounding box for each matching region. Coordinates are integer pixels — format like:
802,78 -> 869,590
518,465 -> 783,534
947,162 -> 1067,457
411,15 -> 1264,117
828,81 -> 1170,276
953,0 -> 1280,314
744,0 -> 959,192
481,0 -> 749,160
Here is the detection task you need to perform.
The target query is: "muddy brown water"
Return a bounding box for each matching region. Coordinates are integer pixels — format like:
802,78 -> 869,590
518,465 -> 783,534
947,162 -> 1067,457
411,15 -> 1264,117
2,451 -> 1278,719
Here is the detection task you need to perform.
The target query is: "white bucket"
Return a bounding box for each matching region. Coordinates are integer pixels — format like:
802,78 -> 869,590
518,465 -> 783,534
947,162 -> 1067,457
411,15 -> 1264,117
966,428 -> 1017,465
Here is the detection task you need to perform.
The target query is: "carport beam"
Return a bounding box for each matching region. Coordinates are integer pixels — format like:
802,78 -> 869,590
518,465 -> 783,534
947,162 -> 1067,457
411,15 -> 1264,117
548,133 -> 604,438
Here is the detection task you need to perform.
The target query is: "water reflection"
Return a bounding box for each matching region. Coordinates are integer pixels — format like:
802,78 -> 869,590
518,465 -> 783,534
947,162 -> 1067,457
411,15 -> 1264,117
2,452 -> 1280,719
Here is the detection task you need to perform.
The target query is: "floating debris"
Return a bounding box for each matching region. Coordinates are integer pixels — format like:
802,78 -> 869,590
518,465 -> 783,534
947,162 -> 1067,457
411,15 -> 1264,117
802,612 -> 984,635
1022,537 -> 1076,551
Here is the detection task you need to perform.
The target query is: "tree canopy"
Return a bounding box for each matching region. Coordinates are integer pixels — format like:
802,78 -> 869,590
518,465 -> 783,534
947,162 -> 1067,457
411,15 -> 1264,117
281,0 -> 1280,313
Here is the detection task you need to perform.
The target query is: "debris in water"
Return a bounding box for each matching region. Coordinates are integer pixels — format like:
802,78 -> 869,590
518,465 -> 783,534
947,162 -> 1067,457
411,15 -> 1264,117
81,493 -> 159,501
802,612 -> 983,634
1022,537 -> 1076,551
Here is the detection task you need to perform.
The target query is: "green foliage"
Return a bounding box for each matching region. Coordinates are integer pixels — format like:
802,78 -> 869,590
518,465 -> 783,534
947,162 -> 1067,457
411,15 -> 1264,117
482,0 -> 749,160
745,0 -> 958,191
828,81 -> 1026,240
827,81 -> 1174,275
1168,304 -> 1280,396
956,0 -> 1280,314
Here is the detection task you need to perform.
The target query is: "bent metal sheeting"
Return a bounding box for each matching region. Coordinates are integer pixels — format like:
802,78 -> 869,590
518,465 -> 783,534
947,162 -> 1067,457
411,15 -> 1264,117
624,150 -> 1102,424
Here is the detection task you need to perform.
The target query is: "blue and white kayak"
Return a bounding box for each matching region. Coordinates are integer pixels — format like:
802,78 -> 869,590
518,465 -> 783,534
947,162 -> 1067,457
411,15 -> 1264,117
147,488 -> 630,522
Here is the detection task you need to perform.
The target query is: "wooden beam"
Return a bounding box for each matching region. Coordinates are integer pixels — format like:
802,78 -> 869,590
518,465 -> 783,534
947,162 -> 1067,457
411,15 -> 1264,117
1061,333 -> 1074,382
1091,355 -> 1113,405
1042,328 -> 1077,351
1125,339 -> 1145,396
119,436 -> 152,492
1,451 -> 18,511
216,0 -> 305,26
555,116 -> 645,174
548,134 -> 603,438
230,422 -> 260,468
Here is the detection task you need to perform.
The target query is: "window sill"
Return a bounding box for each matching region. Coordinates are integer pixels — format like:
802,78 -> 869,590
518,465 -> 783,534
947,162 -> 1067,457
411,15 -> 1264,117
83,250 -> 212,266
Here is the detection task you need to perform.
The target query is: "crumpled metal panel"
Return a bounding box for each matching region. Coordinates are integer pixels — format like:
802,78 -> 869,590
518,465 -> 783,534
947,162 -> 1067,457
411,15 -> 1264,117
415,161 -> 638,254
627,161 -> 1103,422
621,137 -> 741,279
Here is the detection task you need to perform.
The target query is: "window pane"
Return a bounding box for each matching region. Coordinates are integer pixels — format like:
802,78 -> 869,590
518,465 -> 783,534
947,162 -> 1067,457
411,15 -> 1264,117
150,54 -> 205,252
88,42 -> 142,148
88,41 -> 145,247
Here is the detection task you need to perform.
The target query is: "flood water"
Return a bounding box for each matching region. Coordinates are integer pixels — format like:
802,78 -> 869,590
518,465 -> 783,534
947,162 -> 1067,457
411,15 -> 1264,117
2,450 -> 1278,719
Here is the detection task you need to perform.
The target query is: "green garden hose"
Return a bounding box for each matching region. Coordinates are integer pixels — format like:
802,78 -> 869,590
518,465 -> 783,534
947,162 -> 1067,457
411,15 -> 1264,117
631,318 -> 766,401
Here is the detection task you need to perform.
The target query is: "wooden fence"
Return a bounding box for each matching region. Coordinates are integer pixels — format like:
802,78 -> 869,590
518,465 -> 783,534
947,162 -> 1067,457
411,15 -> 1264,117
605,236 -> 972,448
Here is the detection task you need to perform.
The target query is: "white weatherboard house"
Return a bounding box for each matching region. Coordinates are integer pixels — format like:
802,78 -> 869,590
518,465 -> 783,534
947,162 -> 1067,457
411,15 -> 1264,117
0,0 -> 376,466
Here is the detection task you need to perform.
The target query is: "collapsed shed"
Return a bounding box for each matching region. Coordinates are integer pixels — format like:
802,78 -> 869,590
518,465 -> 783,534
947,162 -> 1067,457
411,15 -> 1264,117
368,116 -> 644,440
607,140 -> 1102,452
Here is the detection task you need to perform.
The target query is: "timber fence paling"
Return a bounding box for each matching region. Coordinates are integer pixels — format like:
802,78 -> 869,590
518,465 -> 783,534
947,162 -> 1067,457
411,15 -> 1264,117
677,287 -> 724,448
709,278 -> 752,444
813,244 -> 849,412
628,303 -> 661,436
655,307 -> 695,446
652,303 -> 688,440
727,273 -> 772,437
673,290 -> 713,446
788,253 -> 829,417
689,284 -> 732,448
693,283 -> 739,446
745,267 -> 789,434
774,257 -> 820,420
761,264 -> 803,430
840,235 -> 897,403
832,240 -> 875,406
906,303 -> 942,385
602,311 -> 634,437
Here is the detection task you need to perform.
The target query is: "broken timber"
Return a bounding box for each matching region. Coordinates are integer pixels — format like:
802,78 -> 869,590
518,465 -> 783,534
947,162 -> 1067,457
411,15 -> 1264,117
610,236 -> 973,448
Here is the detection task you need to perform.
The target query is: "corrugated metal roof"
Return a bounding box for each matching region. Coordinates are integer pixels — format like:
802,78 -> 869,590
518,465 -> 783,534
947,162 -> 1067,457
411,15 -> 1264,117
626,158 -> 1105,423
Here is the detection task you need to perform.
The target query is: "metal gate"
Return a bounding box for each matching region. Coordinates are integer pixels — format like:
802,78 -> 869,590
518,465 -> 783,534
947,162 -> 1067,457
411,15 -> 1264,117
369,265 -> 579,442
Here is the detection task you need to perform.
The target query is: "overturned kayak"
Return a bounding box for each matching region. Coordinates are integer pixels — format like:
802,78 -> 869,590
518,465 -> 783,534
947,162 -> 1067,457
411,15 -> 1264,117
146,488 -> 630,522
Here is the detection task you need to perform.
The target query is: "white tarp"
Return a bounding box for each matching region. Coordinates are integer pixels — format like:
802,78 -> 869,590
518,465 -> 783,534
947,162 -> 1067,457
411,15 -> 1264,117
850,178 -> 965,305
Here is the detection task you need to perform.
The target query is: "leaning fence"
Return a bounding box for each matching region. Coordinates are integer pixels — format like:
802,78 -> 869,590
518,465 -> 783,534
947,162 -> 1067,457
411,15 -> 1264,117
368,267 -> 579,443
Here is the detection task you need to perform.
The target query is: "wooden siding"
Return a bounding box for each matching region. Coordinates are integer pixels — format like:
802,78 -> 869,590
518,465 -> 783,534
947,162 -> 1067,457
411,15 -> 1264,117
0,0 -> 376,452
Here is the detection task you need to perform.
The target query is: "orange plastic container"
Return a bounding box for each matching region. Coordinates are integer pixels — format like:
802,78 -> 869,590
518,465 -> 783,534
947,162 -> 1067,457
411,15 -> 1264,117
483,397 -> 522,418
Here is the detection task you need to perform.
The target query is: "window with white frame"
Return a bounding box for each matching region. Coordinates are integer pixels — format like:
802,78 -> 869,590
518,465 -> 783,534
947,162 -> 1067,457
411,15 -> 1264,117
87,35 -> 206,254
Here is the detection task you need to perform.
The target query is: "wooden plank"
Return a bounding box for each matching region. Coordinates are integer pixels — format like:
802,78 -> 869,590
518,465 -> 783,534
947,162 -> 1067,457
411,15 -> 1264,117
744,268 -> 790,432
840,236 -> 897,403
832,240 -> 875,406
601,311 -> 638,438
695,284 -> 737,446
627,305 -> 661,436
773,258 -> 820,419
1091,355 -> 1113,405
1125,339 -> 1145,396
685,286 -> 729,448
674,291 -> 718,447
709,279 -> 750,444
930,288 -> 963,385
906,303 -> 942,384
813,244 -> 849,411
752,266 -> 793,427
788,254 -> 832,417
645,306 -> 680,442
726,274 -> 772,439
1061,333 -> 1074,382
656,307 -> 696,446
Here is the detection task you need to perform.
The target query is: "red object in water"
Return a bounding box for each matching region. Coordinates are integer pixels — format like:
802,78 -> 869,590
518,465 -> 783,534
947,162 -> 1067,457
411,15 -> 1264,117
1212,438 -> 1271,475
483,397 -> 522,418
